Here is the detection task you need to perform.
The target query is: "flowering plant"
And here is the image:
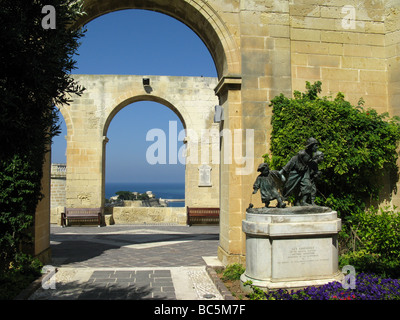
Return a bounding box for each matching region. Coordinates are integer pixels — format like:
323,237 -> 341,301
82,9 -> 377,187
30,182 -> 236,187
247,273 -> 400,300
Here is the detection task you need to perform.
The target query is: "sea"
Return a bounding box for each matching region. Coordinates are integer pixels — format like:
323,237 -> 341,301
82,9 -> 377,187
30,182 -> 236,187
105,182 -> 185,207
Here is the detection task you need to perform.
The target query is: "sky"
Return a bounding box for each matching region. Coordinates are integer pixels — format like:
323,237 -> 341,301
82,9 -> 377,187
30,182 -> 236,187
51,9 -> 218,183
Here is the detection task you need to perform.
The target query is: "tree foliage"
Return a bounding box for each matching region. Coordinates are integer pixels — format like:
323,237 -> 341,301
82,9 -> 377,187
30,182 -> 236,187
0,0 -> 85,272
115,191 -> 149,201
355,207 -> 400,259
266,81 -> 400,219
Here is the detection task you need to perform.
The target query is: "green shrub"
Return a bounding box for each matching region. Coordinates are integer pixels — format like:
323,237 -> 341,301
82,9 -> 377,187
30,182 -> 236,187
352,207 -> 400,259
339,250 -> 400,279
0,253 -> 43,300
0,154 -> 42,271
338,206 -> 400,278
243,281 -> 271,300
222,263 -> 245,281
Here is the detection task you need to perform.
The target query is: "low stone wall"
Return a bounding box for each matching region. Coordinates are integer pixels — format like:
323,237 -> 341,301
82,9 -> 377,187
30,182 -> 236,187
112,207 -> 186,225
50,206 -> 64,225
51,206 -> 187,226
121,200 -> 145,207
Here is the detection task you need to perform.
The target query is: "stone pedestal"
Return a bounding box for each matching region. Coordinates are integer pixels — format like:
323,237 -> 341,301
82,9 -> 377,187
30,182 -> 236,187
240,206 -> 343,292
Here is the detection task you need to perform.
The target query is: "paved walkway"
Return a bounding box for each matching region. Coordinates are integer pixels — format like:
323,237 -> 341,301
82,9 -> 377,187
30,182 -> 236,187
29,224 -> 225,300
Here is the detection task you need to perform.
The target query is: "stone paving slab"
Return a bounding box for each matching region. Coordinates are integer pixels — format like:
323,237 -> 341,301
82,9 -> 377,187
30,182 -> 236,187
78,269 -> 175,300
29,225 -> 225,300
29,267 -> 223,300
49,225 -> 219,268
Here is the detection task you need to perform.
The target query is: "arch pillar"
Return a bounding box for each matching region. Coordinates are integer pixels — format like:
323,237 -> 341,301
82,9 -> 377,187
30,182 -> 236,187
214,76 -> 247,265
65,129 -> 105,209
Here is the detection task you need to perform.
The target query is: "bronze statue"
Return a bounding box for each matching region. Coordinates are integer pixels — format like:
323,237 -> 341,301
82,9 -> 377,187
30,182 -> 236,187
252,163 -> 286,208
279,137 -> 319,206
248,137 -> 323,211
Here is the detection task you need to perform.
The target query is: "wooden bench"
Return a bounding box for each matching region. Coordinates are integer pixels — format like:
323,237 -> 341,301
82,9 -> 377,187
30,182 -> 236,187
61,207 -> 103,227
186,206 -> 220,226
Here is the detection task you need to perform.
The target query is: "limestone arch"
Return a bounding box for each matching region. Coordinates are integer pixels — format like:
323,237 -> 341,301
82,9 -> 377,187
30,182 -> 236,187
103,95 -> 187,138
74,0 -> 241,78
53,1 -> 242,265
102,91 -> 208,212
56,105 -> 74,140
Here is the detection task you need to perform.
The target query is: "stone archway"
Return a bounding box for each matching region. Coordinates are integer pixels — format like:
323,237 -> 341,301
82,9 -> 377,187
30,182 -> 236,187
60,74 -> 220,211
40,0 -> 250,266
73,0 -> 241,78
65,1 -> 245,265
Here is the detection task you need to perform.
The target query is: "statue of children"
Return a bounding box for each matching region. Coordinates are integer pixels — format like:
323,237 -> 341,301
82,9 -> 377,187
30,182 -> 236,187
279,137 -> 319,206
253,163 -> 286,208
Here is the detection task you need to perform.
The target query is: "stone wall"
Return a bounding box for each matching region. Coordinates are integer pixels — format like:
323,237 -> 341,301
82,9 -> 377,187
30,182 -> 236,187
50,163 -> 66,209
289,0 -> 398,115
112,207 -> 187,225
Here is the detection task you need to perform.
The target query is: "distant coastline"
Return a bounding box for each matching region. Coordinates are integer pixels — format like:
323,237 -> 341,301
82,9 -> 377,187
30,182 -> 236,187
105,181 -> 185,207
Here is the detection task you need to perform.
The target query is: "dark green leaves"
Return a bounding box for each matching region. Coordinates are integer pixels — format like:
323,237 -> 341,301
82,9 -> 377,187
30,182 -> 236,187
0,0 -> 85,272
